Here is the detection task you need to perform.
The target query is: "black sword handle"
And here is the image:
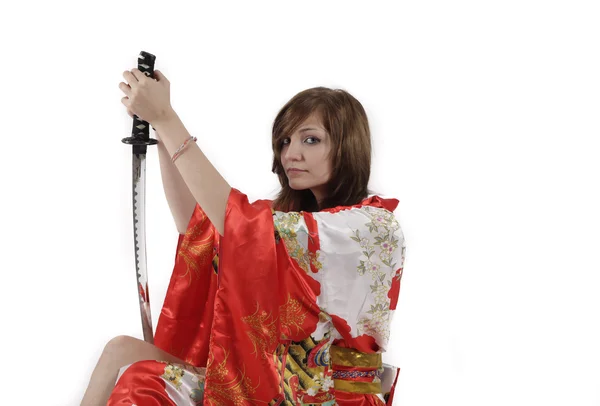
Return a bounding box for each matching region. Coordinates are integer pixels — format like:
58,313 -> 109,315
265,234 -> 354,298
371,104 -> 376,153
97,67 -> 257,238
121,51 -> 159,154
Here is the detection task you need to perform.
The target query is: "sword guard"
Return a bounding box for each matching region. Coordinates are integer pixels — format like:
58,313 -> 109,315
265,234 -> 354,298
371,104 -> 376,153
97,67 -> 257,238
121,137 -> 159,146
122,136 -> 158,155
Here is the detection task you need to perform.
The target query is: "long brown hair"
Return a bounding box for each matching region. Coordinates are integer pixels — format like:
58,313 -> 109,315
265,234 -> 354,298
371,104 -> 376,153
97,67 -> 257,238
271,87 -> 376,212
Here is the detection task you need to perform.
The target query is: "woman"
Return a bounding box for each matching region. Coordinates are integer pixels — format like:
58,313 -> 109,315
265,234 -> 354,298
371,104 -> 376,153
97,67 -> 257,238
81,68 -> 406,405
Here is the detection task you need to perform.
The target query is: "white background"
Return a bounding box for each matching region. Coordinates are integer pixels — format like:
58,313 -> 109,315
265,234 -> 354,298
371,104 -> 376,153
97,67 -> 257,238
1,1 -> 599,405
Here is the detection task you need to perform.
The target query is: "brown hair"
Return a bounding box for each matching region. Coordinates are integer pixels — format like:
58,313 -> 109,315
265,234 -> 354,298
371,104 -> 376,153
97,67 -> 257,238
271,87 -> 376,212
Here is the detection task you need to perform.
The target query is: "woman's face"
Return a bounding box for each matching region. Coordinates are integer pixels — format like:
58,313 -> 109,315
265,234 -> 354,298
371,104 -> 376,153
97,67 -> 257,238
280,113 -> 332,203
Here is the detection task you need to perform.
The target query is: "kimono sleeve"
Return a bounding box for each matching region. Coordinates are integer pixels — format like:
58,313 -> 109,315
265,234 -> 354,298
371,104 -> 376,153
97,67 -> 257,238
203,188 -> 285,405
153,202 -> 220,367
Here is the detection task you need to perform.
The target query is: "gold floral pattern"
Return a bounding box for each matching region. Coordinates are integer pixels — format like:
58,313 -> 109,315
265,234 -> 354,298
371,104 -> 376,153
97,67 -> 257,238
205,345 -> 259,406
273,211 -> 323,274
178,217 -> 217,285
279,293 -> 308,336
241,302 -> 278,359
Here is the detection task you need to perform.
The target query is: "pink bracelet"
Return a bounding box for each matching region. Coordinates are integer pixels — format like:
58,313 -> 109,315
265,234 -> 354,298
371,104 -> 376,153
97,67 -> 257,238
171,136 -> 197,163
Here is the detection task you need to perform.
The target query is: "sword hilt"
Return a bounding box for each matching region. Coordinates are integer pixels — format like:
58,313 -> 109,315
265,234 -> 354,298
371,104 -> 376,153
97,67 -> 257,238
121,50 -> 159,155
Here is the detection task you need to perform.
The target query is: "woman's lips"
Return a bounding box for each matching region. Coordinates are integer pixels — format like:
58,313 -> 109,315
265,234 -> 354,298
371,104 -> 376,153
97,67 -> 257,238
287,168 -> 307,176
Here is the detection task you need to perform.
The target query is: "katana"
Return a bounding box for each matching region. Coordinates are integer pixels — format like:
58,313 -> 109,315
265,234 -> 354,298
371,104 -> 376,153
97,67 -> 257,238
121,51 -> 158,343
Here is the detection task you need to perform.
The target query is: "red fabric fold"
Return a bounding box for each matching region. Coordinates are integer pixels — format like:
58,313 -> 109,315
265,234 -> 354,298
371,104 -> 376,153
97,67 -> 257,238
202,188 -> 283,404
108,361 -> 177,406
153,207 -> 220,367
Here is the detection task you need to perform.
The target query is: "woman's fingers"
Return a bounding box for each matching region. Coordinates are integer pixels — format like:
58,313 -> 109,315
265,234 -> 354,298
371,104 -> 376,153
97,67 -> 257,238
119,81 -> 136,117
130,68 -> 148,82
125,105 -> 139,120
122,70 -> 138,86
119,82 -> 131,97
120,68 -> 159,122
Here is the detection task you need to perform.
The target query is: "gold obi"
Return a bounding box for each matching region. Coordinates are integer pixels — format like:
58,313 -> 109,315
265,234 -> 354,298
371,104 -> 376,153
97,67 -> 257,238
330,345 -> 383,394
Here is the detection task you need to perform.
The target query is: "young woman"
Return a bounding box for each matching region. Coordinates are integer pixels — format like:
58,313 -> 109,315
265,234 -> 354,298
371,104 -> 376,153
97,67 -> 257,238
81,69 -> 406,405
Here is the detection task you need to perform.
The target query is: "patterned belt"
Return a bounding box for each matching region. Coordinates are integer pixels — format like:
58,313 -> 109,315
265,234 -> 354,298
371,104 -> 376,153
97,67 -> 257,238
330,345 -> 382,395
332,369 -> 381,379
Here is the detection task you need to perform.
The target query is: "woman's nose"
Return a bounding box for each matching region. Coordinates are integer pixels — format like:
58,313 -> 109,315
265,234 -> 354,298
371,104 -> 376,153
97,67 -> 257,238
284,140 -> 302,161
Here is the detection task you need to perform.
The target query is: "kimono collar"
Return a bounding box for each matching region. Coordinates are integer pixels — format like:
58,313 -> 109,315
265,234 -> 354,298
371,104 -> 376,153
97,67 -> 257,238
263,195 -> 399,214
319,195 -> 399,214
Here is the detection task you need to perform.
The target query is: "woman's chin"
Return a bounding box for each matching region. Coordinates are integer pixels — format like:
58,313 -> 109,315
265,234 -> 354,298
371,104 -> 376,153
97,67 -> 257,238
287,181 -> 306,190
288,180 -> 324,193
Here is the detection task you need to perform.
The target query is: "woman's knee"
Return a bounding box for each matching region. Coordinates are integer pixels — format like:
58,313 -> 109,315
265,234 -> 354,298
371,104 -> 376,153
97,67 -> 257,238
102,335 -> 188,367
104,334 -> 136,348
102,335 -> 143,360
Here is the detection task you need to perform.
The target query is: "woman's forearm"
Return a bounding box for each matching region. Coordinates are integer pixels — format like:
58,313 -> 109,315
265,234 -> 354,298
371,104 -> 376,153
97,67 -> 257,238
153,110 -> 231,236
155,130 -> 198,235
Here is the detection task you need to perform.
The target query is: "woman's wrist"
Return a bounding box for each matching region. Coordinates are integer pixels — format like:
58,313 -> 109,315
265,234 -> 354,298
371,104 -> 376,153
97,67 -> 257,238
151,108 -> 179,134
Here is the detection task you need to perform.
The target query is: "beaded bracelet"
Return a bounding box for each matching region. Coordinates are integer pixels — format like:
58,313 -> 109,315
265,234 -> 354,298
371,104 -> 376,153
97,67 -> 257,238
171,135 -> 197,163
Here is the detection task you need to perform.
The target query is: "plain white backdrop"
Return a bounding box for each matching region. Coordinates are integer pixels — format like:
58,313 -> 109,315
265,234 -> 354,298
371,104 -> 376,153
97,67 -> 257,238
1,0 -> 599,405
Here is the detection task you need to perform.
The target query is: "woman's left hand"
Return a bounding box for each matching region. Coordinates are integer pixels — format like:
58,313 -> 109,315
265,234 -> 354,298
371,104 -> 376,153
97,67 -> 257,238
119,68 -> 174,125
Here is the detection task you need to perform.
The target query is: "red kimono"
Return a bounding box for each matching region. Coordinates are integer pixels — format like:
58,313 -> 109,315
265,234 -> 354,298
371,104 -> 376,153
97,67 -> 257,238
108,188 -> 406,405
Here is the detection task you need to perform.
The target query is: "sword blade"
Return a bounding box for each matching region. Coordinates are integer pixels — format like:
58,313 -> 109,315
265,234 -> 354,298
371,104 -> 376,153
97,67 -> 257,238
132,151 -> 154,344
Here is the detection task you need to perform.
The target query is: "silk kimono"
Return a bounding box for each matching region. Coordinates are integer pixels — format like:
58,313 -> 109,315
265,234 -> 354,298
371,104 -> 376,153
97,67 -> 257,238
108,188 -> 406,405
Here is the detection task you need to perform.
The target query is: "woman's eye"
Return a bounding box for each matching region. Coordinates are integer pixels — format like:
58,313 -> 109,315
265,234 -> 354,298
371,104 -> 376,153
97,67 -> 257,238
281,136 -> 320,147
